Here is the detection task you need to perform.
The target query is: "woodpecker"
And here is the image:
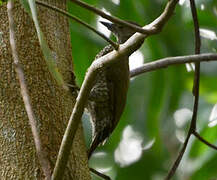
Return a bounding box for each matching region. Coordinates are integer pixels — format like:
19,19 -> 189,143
87,21 -> 141,159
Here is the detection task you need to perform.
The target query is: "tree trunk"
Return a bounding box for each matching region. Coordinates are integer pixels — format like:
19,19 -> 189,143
0,1 -> 90,179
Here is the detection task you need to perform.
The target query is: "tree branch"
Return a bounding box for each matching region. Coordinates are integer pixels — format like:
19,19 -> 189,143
70,0 -> 151,34
190,0 -> 201,129
165,130 -> 192,180
90,168 -> 111,180
7,1 -> 51,179
35,0 -> 119,50
130,53 -> 217,77
166,1 -> 201,179
190,0 -> 201,96
52,1 -> 180,179
144,0 -> 179,33
52,32 -> 145,180
70,0 -> 179,35
130,53 -> 217,180
193,131 -> 217,151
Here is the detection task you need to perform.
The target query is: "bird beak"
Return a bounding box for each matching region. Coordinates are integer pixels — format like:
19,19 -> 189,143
100,21 -> 114,31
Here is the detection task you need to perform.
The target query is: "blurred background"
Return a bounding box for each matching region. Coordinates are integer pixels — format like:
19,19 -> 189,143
67,0 -> 217,179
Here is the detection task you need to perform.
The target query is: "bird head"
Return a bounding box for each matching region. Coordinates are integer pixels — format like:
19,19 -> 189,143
100,21 -> 140,44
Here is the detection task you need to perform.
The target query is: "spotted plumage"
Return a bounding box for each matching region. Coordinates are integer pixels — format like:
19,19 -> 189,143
87,21 -> 141,159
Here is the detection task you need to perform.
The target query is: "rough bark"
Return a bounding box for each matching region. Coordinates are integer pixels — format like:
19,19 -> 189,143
0,1 -> 90,179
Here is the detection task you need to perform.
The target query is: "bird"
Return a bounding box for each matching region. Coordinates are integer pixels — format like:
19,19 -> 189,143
87,20 -> 141,159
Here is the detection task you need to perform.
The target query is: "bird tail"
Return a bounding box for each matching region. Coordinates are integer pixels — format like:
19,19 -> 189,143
87,135 -> 100,159
87,128 -> 110,159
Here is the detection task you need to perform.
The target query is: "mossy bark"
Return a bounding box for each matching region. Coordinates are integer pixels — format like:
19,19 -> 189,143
0,1 -> 90,179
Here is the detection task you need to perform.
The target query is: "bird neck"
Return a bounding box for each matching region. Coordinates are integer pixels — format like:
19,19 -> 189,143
117,36 -> 129,44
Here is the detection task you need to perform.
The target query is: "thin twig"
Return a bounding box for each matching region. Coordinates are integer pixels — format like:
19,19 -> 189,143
145,0 -> 179,33
70,0 -> 152,34
52,1 -> 179,179
52,49 -> 98,180
130,53 -> 217,77
71,0 -> 179,35
52,39 -> 146,179
190,0 -> 201,97
105,55 -> 217,179
90,168 -> 111,180
7,1 -> 51,179
165,130 -> 192,180
165,1 -> 201,179
35,0 -> 119,50
193,131 -> 217,151
190,0 -> 201,127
